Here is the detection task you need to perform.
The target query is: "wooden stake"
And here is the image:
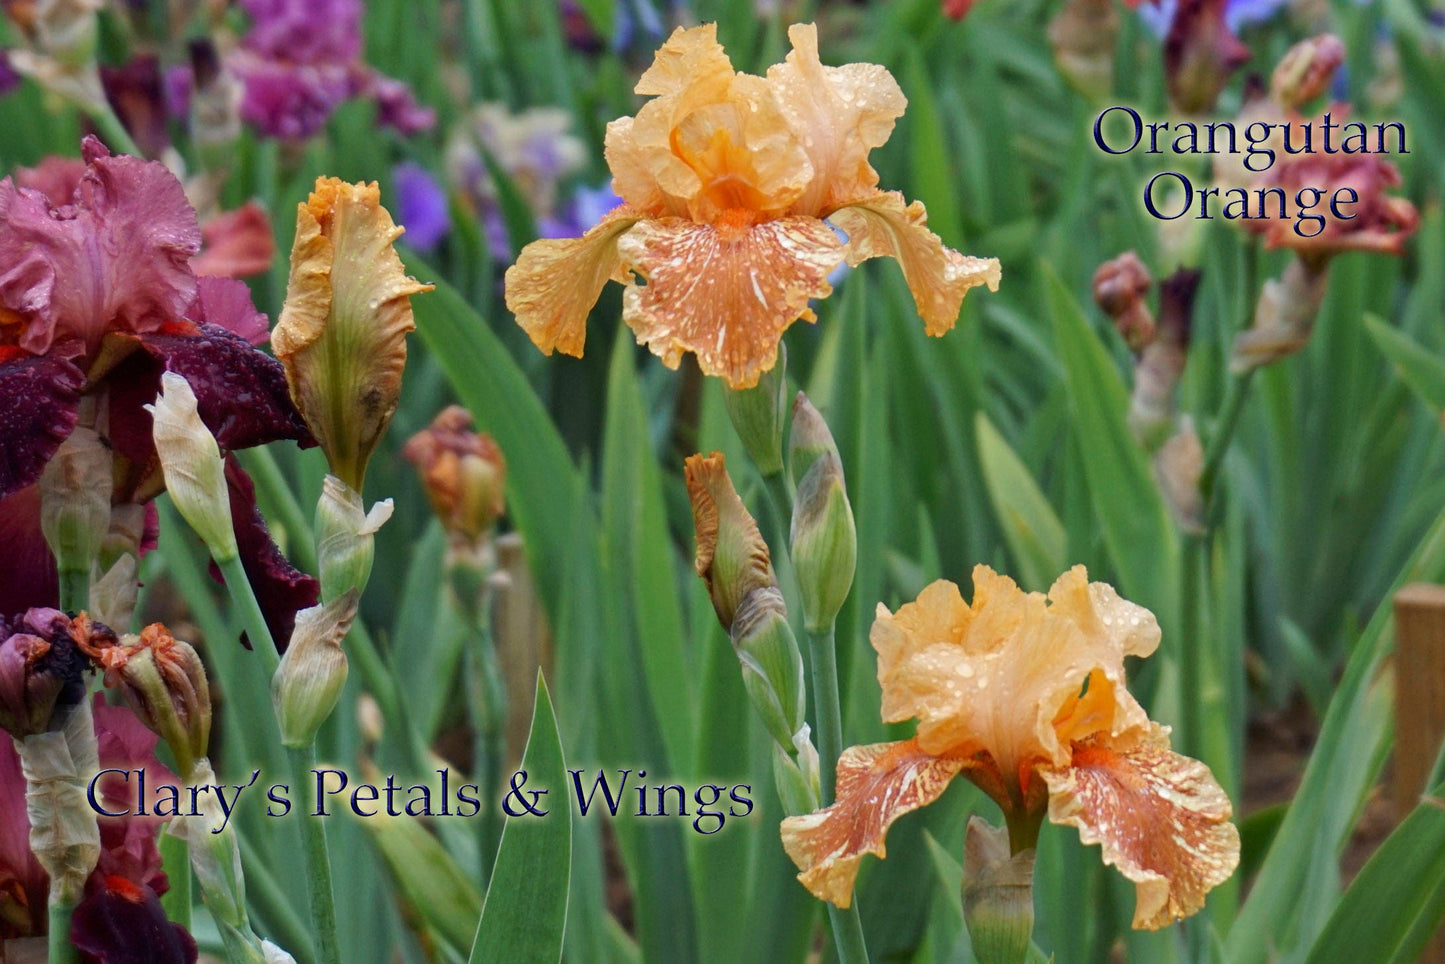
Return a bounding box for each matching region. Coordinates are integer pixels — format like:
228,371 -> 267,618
1393,582 -> 1445,964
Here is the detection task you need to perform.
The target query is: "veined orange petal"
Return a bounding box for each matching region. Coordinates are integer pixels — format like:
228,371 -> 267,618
503,205 -> 640,358
780,739 -> 966,908
1043,724 -> 1240,930
767,23 -> 907,215
617,214 -> 844,389
831,191 -> 1001,336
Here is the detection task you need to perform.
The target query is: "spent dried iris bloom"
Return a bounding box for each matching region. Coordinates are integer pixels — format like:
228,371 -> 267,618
0,137 -> 316,644
505,22 -> 1000,389
780,566 -> 1239,930
402,406 -> 507,554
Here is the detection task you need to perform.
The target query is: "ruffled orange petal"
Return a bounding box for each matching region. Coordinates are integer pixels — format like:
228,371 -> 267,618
871,566 -> 1162,784
766,23 -> 907,215
634,24 -> 735,98
780,739 -> 966,908
617,214 -> 844,389
1042,724 -> 1240,930
503,205 -> 640,358
831,191 -> 1000,336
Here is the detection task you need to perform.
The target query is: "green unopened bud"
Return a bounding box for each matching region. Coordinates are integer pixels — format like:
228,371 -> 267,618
38,425 -> 112,580
108,624 -> 212,781
723,343 -> 788,478
963,816 -> 1036,964
316,475 -> 393,601
731,587 -> 807,750
772,730 -> 821,815
787,392 -> 837,487
272,592 -> 358,746
147,372 -> 237,560
790,452 -> 856,634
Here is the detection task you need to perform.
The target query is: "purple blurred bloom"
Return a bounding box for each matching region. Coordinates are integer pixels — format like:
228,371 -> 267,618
393,162 -> 450,252
225,0 -> 432,140
1138,0 -> 1289,34
0,49 -> 20,97
539,183 -> 623,239
368,73 -> 437,136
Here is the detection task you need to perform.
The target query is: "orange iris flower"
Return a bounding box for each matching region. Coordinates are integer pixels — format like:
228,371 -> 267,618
780,565 -> 1239,930
504,23 -> 1000,389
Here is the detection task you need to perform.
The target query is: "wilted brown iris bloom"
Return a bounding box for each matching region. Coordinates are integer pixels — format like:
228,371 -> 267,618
505,23 -> 999,389
780,566 -> 1239,930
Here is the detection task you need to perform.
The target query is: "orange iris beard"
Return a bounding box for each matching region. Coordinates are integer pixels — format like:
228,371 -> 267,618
504,22 -> 1000,389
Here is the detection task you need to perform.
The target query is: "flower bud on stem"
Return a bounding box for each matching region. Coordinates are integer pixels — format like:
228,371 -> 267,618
963,817 -> 1037,964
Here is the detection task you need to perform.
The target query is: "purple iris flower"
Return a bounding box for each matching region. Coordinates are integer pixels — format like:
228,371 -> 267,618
393,162 -> 451,253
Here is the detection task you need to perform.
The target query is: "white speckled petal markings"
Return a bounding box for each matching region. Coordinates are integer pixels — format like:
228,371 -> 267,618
1042,724 -> 1240,930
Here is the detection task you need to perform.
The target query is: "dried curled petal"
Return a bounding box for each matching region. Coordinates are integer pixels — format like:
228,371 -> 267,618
619,215 -> 844,388
683,452 -> 776,629
831,191 -> 1000,337
1043,724 -> 1240,930
780,739 -> 967,907
504,205 -> 638,358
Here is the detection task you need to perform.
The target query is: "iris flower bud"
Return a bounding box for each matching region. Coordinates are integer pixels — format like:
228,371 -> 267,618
963,816 -> 1036,964
147,371 -> 237,561
38,425 -> 111,582
273,178 -> 433,491
272,593 -> 358,747
788,394 -> 856,634
1270,34 -> 1345,111
315,475 -> 393,602
722,343 -> 789,478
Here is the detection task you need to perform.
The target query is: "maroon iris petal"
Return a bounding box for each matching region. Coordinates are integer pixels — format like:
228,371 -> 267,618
0,353 -> 84,500
210,457 -> 318,652
70,877 -> 196,964
140,323 -> 312,452
0,487 -> 58,615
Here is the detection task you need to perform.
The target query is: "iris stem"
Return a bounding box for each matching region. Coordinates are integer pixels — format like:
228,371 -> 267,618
286,742 -> 341,964
809,624 -> 871,964
87,98 -> 144,158
1199,367 -> 1257,516
48,899 -> 79,964
58,567 -> 90,614
807,625 -> 844,804
215,553 -> 341,964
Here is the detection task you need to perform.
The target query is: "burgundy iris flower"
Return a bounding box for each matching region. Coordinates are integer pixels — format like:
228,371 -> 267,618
0,137 -> 317,648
